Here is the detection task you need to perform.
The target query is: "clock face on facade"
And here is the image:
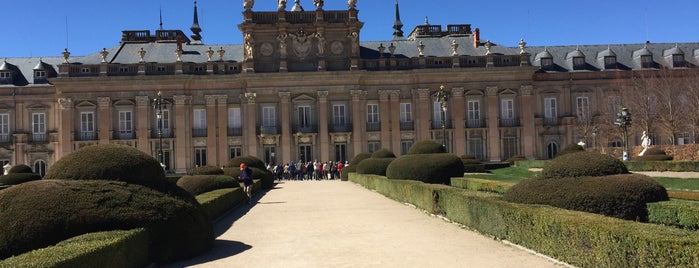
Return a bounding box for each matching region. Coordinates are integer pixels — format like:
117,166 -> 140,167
330,41 -> 344,55
260,42 -> 274,56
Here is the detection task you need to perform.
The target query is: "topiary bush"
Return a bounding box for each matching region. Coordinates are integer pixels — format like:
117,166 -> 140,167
635,147 -> 673,161
8,164 -> 33,174
371,149 -> 396,158
225,156 -> 274,189
340,152 -> 372,180
356,158 -> 395,176
0,179 -> 213,263
42,144 -> 195,202
555,143 -> 585,158
0,173 -> 41,186
540,151 -> 629,179
503,174 -> 669,221
407,140 -> 445,154
386,154 -> 464,184
460,155 -> 484,173
177,175 -> 240,196
190,165 -> 224,175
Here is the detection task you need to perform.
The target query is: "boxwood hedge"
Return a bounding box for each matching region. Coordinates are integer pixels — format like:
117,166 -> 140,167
386,154 -> 463,184
177,175 -> 240,196
541,151 -> 628,179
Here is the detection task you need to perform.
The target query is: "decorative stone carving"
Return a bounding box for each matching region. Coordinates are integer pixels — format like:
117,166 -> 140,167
244,0 -> 254,10
260,42 -> 274,56
348,32 -> 359,54
135,96 -> 150,106
313,0 -> 323,10
484,40 -> 493,55
194,139 -> 206,147
277,33 -> 288,58
520,85 -> 533,96
206,47 -> 214,61
279,92 -> 291,102
97,97 -> 111,107
217,47 -> 226,61
348,0 -> 357,9
173,95 -> 190,105
290,29 -> 314,60
451,87 -> 464,98
417,41 -> 425,56
278,0 -> 286,11
486,86 -> 498,96
317,91 -> 329,99
244,93 -> 257,104
388,43 -> 396,57
315,32 -> 326,56
417,88 -> 431,98
57,97 -> 73,109
100,48 -> 109,63
229,137 -> 242,146
378,43 -> 385,57
451,40 -> 459,56
378,90 -> 390,100
519,39 -> 527,54
244,33 -> 254,60
350,90 -> 365,100
368,133 -> 380,141
400,132 -> 415,140
389,90 -> 400,99
330,41 -> 344,55
62,48 -> 70,64
175,47 -> 183,62
138,48 -> 147,63
205,95 -> 218,106
262,136 -> 276,145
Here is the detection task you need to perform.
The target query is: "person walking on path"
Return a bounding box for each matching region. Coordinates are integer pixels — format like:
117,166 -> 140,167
238,163 -> 254,204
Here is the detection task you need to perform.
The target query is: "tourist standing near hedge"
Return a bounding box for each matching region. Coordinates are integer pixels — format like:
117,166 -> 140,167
239,163 -> 254,204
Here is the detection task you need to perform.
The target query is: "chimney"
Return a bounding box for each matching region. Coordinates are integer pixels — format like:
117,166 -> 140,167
473,28 -> 480,47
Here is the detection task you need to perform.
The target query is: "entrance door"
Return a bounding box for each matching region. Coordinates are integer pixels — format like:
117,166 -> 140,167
334,143 -> 347,162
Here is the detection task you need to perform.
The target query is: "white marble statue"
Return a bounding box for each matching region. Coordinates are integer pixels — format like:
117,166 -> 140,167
639,131 -> 651,156
243,0 -> 254,10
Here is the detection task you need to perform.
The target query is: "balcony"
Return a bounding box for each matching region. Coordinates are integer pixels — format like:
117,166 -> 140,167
431,120 -> 453,130
114,131 -> 135,140
544,117 -> 559,126
227,127 -> 242,136
399,121 -> 414,131
151,128 -> 173,138
76,131 -> 97,141
294,124 -> 318,133
192,128 -> 207,137
366,122 -> 381,132
259,126 -> 278,135
466,118 -> 485,128
500,117 -> 520,127
330,123 -> 353,132
31,133 -> 48,143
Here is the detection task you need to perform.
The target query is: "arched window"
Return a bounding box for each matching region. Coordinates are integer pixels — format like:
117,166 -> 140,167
33,159 -> 47,177
546,142 -> 559,159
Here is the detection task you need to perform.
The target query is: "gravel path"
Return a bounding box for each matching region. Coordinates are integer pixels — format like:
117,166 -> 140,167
159,181 -> 567,268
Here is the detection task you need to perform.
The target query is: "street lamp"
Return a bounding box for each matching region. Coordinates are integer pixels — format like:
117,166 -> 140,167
435,85 -> 450,151
152,91 -> 166,169
614,107 -> 632,160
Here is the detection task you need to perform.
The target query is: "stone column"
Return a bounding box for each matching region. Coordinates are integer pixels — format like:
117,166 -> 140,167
56,97 -> 74,159
350,90 -> 365,157
451,87 -> 465,156
97,97 -> 111,144
416,88 -> 431,141
280,92 -> 292,164
216,95 -> 229,167
318,91 -> 329,161
173,95 -> 192,174
389,90 -> 401,154
486,86 -> 501,161
378,90 -> 391,150
244,93 -> 258,157
520,85 -> 535,159
135,96 -> 150,154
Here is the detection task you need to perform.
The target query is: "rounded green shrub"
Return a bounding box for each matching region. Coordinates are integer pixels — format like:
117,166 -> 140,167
540,151 -> 628,179
177,175 -> 239,196
386,154 -> 464,184
0,173 -> 41,186
42,143 -> 194,202
8,164 -> 33,174
503,174 -> 669,221
340,152 -> 372,180
555,143 -> 585,158
461,155 -> 484,173
635,148 -> 673,161
371,149 -> 396,158
407,140 -> 446,154
356,158 -> 395,176
191,165 -> 224,175
0,179 -> 214,263
225,156 -> 274,189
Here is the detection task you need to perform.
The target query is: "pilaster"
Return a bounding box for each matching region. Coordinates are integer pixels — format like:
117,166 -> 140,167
205,95 -> 219,166
389,90 -> 402,155
520,85 -> 535,159
279,92 -> 292,164
97,97 -> 111,144
378,90 -> 391,150
416,88 -> 431,141
350,90 -> 365,157
173,95 -> 192,174
56,97 -> 74,159
244,93 -> 258,157
318,91 -> 329,161
485,86 -> 501,161
451,88 -> 465,156
135,95 -> 150,154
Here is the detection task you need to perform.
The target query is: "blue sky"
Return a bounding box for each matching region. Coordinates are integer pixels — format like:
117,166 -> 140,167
3,0 -> 698,58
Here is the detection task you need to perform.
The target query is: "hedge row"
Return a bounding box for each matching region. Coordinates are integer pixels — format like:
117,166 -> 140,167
625,161 -> 699,172
0,229 -> 148,268
349,173 -> 699,268
648,200 -> 699,230
195,179 -> 261,220
451,177 -> 514,194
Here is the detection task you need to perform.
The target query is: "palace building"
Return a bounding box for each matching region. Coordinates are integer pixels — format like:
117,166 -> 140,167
2,1 -> 699,175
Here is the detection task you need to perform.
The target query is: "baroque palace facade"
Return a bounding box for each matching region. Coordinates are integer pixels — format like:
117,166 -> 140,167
2,1 -> 699,175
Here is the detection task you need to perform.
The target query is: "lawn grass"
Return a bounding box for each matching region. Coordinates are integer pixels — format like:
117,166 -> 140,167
651,177 -> 699,192
465,166 -> 537,184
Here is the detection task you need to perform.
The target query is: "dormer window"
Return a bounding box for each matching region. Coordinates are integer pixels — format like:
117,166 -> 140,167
573,57 -> 585,70
672,54 -> 685,67
35,71 -> 46,78
604,56 -> 616,69
541,58 -> 553,69
641,55 -> 653,68
0,72 -> 9,78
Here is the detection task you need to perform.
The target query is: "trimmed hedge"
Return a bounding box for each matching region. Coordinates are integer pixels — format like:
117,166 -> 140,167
350,173 -> 699,268
648,199 -> 699,230
555,143 -> 584,158
541,151 -> 628,179
190,165 -> 224,175
356,158 -> 395,176
503,174 -> 669,221
407,140 -> 445,154
451,177 -> 514,194
196,180 -> 261,221
226,156 -> 274,189
177,175 -> 240,196
0,173 -> 41,186
0,229 -> 149,268
371,149 -> 396,158
625,161 -> 699,172
340,152 -> 372,180
386,154 -> 463,184
0,180 -> 213,263
8,164 -> 33,174
635,148 -> 673,161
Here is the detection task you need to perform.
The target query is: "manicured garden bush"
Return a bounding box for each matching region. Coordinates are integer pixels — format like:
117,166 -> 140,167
555,143 -> 584,158
0,180 -> 213,263
460,155 -> 485,173
0,164 -> 40,186
635,147 -> 673,161
190,165 -> 224,175
540,151 -> 628,179
356,158 -> 395,176
225,156 -> 274,189
340,152 -> 372,180
177,175 -> 240,196
407,140 -> 445,154
371,148 -> 396,158
386,154 -> 464,184
648,199 -> 699,230
503,173 -> 669,221
8,164 -> 33,174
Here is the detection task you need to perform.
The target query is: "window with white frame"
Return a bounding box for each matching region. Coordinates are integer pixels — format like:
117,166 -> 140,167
467,100 -> 480,127
333,104 -> 346,125
193,109 -> 206,129
368,141 -> 381,153
400,140 -> 413,155
35,71 -> 46,78
32,112 -> 46,134
501,99 -> 514,119
399,103 -> 412,122
228,107 -> 241,128
433,101 -> 445,128
80,112 -> 95,139
194,148 -> 207,167
0,72 -> 10,78
367,104 -> 379,123
576,96 -> 590,122
0,113 -> 9,142
297,105 -> 311,129
118,111 -> 133,137
262,106 -> 276,127
544,98 -> 557,124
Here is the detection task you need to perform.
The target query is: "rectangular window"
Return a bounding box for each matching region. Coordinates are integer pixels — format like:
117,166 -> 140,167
673,55 -> 685,67
0,72 -> 10,78
80,112 -> 95,140
35,71 -> 46,78
297,106 -> 311,129
468,138 -> 484,160
501,99 -> 514,119
641,55 -> 653,68
0,113 -> 9,143
368,141 -> 381,153
229,146 -> 242,159
502,137 -> 518,160
262,106 -> 276,127
573,57 -> 585,69
576,96 -> 590,122
32,113 -> 46,134
400,140 -> 413,155
367,104 -> 379,123
118,111 -> 133,138
467,100 -> 480,127
334,143 -> 347,162
541,58 -> 553,68
228,108 -> 241,128
433,101 -> 446,128
604,56 -> 616,68
400,103 -> 412,122
544,97 -> 557,125
193,109 -> 206,129
333,104 -> 346,125
194,148 -> 207,167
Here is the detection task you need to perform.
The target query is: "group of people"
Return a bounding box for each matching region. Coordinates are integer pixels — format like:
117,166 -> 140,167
267,160 -> 346,181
